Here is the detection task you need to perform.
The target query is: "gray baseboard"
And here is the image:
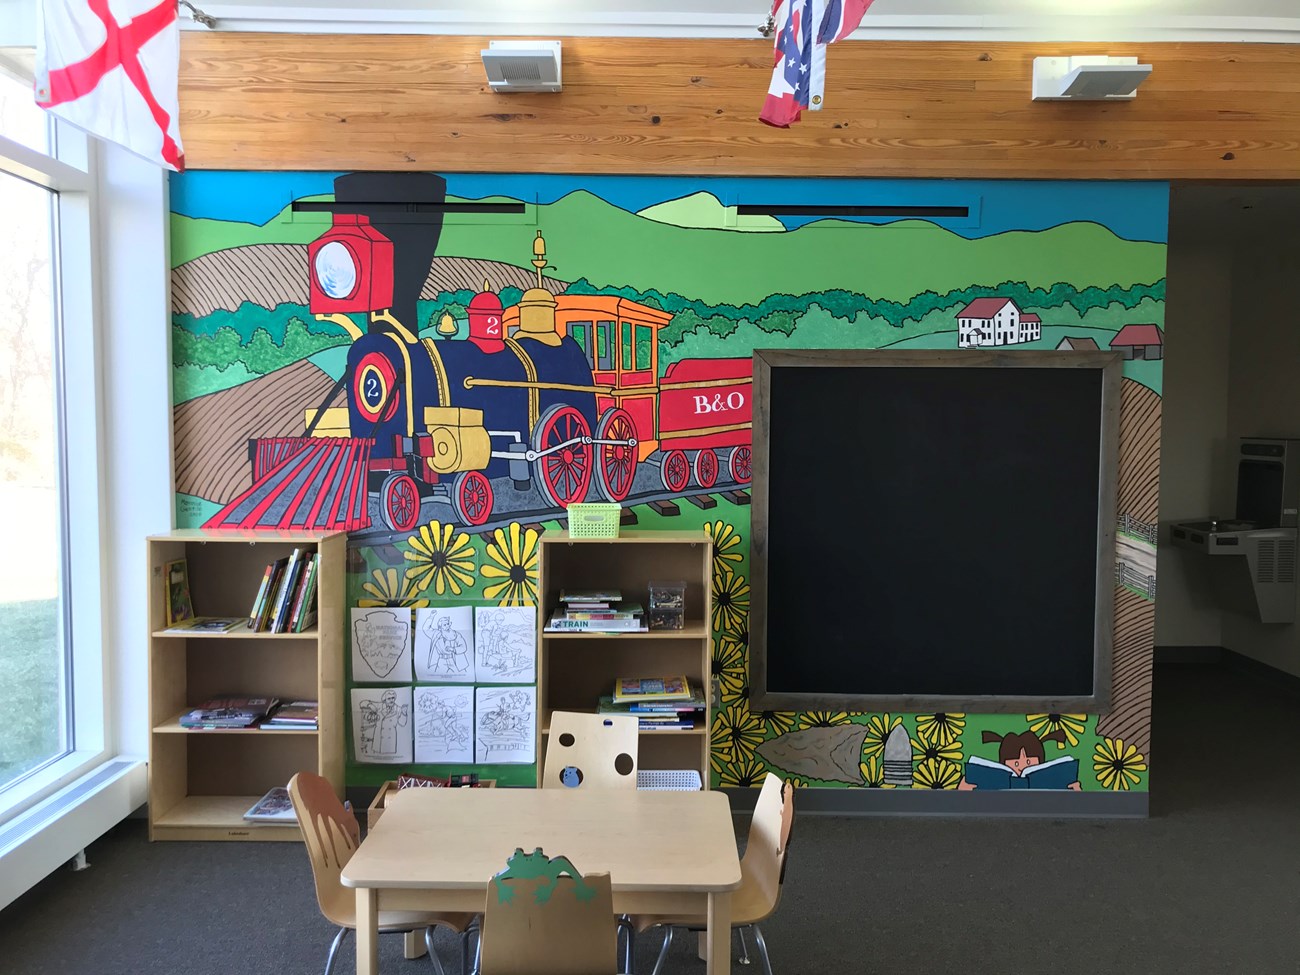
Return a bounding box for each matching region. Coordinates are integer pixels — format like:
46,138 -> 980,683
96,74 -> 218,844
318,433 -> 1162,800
722,786 -> 1148,818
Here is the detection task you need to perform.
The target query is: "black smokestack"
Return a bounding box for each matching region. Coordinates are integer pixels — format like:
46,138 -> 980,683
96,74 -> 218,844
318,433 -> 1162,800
333,172 -> 447,334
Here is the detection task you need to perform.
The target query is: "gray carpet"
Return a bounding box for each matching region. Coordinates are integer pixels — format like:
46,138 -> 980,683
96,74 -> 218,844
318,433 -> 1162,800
2,660 -> 1297,975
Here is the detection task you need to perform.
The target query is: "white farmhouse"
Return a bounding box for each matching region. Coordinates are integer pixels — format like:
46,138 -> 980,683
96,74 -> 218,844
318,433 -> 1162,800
955,298 -> 1040,348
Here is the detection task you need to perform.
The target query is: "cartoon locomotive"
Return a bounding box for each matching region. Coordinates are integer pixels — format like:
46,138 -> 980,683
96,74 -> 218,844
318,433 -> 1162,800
207,172 -> 752,533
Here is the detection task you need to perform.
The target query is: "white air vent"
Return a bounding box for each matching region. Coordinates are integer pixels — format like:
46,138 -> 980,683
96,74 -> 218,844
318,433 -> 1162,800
481,40 -> 562,94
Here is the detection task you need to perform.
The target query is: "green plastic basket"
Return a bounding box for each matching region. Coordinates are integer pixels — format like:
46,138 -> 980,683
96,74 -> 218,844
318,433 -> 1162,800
566,503 -> 621,538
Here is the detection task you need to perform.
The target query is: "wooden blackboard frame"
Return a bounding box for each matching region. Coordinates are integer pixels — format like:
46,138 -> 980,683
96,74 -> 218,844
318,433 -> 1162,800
748,348 -> 1122,714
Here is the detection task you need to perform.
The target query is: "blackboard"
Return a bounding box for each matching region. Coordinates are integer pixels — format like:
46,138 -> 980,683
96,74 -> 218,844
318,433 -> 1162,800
748,349 -> 1120,713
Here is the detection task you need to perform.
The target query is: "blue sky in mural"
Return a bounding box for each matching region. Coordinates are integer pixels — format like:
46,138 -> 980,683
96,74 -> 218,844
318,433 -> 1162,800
170,171 -> 1169,244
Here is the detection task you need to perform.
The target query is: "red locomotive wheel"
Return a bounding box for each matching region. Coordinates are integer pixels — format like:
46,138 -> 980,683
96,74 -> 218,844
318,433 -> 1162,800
452,470 -> 493,527
694,448 -> 719,489
379,472 -> 421,532
595,407 -> 638,503
660,449 -> 690,493
531,404 -> 593,508
728,445 -> 752,484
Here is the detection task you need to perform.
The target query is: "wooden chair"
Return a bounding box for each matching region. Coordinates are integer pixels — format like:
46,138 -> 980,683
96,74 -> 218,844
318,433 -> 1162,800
479,847 -> 617,975
287,772 -> 478,975
633,772 -> 795,975
542,711 -> 639,790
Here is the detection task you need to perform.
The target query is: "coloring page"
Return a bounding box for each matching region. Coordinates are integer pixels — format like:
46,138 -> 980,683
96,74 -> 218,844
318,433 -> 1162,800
352,686 -> 412,763
414,685 -> 474,764
475,685 -> 536,764
474,606 -> 536,683
351,607 -> 413,683
414,606 -> 475,682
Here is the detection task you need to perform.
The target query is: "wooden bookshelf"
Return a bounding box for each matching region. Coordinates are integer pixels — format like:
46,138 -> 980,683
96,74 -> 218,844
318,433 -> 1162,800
146,529 -> 345,841
536,531 -> 713,787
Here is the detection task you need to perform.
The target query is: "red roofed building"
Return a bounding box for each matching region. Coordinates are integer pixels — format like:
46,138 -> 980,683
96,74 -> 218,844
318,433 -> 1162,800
1109,323 -> 1165,361
955,297 -> 1040,348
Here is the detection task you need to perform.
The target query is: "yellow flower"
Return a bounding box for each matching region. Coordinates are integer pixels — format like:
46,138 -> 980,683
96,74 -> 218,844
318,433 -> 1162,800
912,758 -> 962,790
711,704 -> 765,764
799,710 -> 849,729
358,567 -> 429,608
788,777 -> 811,789
404,521 -> 476,596
704,520 -> 744,577
711,566 -> 750,634
712,636 -> 747,703
719,755 -> 767,788
859,754 -> 884,787
753,709 -> 796,736
915,713 -> 966,747
479,522 -> 540,606
910,734 -> 963,764
1027,713 -> 1088,749
860,713 -> 903,758
1093,737 -> 1147,791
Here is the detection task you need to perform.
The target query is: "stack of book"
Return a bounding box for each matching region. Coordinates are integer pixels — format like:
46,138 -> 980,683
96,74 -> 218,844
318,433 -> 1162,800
544,589 -> 646,632
598,675 -> 705,730
243,786 -> 296,823
261,699 -> 319,731
248,548 -> 320,633
179,695 -> 279,729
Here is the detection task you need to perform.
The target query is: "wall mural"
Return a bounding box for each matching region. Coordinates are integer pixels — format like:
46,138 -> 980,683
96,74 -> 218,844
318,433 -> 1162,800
169,172 -> 1166,793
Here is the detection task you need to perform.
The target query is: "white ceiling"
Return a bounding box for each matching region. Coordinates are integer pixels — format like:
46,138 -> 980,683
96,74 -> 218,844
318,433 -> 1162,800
184,0 -> 1300,40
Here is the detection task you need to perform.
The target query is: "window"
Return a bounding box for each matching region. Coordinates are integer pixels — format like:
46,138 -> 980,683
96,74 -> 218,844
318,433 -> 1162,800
0,56 -> 107,818
568,320 -> 592,365
634,324 -> 653,372
596,320 -> 614,370
621,322 -> 633,371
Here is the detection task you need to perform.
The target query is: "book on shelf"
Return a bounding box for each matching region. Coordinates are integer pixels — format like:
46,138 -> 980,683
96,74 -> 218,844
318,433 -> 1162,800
179,696 -> 280,729
545,613 -> 646,632
163,558 -> 194,626
560,602 -> 643,620
559,588 -> 622,603
963,755 -> 1080,790
250,556 -> 289,631
161,616 -> 246,634
289,554 -> 320,632
261,700 -> 319,729
612,675 -> 692,703
270,548 -> 304,633
242,787 -> 297,823
247,560 -> 278,629
597,693 -> 705,715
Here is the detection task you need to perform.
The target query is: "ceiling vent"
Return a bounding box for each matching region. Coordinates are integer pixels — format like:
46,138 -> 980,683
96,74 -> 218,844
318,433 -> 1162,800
481,40 -> 562,94
1032,56 -> 1152,101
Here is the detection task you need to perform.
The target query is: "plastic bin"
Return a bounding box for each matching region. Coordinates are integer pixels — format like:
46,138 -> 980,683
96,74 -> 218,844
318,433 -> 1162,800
566,503 -> 621,538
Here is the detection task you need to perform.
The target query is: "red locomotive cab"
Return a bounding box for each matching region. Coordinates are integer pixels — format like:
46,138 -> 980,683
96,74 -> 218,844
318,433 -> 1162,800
308,214 -> 395,315
467,282 -> 506,353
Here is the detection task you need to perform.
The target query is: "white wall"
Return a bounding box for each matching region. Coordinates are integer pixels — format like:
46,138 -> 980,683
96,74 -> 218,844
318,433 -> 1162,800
0,0 -> 36,46
1154,226 -> 1232,648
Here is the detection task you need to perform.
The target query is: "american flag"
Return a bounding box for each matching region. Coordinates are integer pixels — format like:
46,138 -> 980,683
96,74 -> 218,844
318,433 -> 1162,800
34,0 -> 185,171
760,0 -> 875,128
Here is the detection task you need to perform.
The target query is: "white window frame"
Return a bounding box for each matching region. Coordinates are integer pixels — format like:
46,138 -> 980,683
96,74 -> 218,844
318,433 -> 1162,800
0,119 -> 111,823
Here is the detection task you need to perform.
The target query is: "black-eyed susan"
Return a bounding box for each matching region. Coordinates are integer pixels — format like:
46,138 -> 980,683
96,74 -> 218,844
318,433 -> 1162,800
1093,737 -> 1147,791
719,755 -> 768,788
711,704 -> 765,764
860,713 -> 903,758
1027,713 -> 1088,749
910,734 -> 963,765
711,566 -> 750,635
859,754 -> 884,788
754,709 -> 797,737
799,710 -> 849,729
359,567 -> 430,608
712,636 -> 747,703
480,522 -> 540,606
404,520 -> 476,596
912,758 -> 962,790
704,520 -> 745,577
915,712 -> 966,748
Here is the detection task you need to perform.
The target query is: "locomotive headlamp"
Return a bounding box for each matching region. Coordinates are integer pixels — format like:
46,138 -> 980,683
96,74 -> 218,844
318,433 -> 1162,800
315,241 -> 359,300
